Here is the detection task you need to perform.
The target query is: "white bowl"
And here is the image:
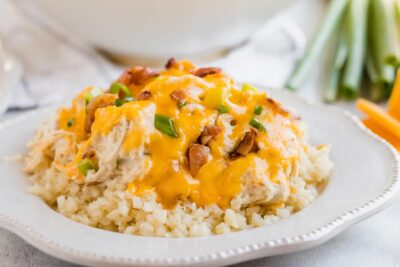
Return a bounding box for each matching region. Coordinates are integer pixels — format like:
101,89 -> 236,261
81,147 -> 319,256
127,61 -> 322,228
0,88 -> 399,266
29,0 -> 295,62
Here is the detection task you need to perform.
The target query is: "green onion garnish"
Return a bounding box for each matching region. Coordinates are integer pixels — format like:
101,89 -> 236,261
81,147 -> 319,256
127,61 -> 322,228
218,105 -> 229,114
115,99 -> 124,107
109,82 -> 132,97
77,159 -> 96,176
115,96 -> 135,107
242,83 -> 258,92
67,118 -> 75,127
250,118 -> 266,131
84,93 -> 93,104
254,105 -> 263,115
84,87 -> 104,104
154,114 -> 179,138
177,100 -> 186,108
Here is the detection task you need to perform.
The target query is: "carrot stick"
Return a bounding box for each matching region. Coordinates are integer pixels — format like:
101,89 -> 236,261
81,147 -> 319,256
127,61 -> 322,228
388,69 -> 400,120
362,118 -> 400,151
356,98 -> 400,139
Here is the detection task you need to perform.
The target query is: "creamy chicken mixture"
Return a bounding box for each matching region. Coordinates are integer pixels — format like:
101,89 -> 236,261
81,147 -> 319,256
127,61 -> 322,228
24,59 -> 332,237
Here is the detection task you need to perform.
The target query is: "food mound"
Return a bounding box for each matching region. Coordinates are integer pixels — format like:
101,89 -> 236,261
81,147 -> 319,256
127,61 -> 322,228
24,59 -> 332,237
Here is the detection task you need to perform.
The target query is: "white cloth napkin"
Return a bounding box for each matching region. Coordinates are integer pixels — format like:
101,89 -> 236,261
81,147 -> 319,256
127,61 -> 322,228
0,0 -> 305,110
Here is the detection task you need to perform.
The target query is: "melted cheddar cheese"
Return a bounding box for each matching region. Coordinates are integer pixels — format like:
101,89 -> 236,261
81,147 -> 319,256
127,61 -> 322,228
56,60 -> 302,209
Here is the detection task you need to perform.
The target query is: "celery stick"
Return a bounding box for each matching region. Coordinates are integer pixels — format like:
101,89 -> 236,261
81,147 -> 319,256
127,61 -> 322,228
341,0 -> 368,99
286,0 -> 348,91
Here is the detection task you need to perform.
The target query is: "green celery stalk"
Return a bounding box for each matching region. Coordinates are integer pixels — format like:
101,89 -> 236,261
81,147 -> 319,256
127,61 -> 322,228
341,0 -> 369,100
286,0 -> 348,91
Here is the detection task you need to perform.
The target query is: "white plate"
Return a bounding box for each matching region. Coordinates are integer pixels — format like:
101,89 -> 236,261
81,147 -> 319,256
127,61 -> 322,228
0,89 -> 399,267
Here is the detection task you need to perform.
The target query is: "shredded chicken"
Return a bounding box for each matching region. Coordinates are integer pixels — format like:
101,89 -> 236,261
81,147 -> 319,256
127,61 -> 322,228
85,94 -> 116,133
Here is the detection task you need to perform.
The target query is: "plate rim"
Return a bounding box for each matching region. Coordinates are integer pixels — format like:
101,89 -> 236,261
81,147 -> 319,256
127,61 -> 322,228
0,89 -> 399,266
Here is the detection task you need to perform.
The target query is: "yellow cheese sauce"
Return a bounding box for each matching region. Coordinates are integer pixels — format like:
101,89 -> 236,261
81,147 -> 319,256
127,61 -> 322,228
57,60 -> 302,209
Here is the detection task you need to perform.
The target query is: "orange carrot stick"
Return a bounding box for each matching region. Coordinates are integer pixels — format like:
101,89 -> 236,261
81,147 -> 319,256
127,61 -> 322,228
388,69 -> 400,120
356,98 -> 400,139
362,118 -> 400,151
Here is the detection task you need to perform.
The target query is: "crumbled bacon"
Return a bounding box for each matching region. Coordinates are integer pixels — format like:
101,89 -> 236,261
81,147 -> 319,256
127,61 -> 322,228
116,69 -> 133,85
233,129 -> 258,156
267,97 -> 301,120
169,89 -> 186,102
117,66 -> 159,87
165,58 -> 177,69
82,150 -> 95,159
199,126 -> 222,145
85,94 -> 115,133
137,90 -> 152,100
192,67 -> 221,78
188,144 -> 210,176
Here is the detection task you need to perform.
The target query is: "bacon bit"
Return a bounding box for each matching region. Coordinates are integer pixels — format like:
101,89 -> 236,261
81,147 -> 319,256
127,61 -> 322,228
188,144 -> 210,176
193,67 -> 221,78
165,58 -> 177,69
170,89 -> 186,102
137,90 -> 152,100
117,66 -> 159,87
199,126 -> 222,145
82,150 -> 95,159
267,97 -> 290,116
117,69 -> 133,85
234,129 -> 258,156
85,94 -> 115,133
86,181 -> 100,186
267,97 -> 300,120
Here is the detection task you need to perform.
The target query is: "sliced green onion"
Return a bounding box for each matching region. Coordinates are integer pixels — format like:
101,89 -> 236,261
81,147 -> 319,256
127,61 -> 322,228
109,82 -> 132,97
115,99 -> 124,107
77,159 -> 95,176
84,87 -> 104,104
115,96 -> 135,107
84,93 -> 93,104
253,105 -> 263,115
67,118 -> 75,128
370,0 -> 398,84
177,100 -> 186,108
286,0 -> 348,91
218,105 -> 229,114
366,56 -> 379,85
154,114 -> 179,138
323,29 -> 348,103
242,83 -> 258,92
341,0 -> 368,99
250,118 -> 266,131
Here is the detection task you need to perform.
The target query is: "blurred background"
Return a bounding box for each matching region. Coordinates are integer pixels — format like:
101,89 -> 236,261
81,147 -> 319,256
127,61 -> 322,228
0,0 -> 326,114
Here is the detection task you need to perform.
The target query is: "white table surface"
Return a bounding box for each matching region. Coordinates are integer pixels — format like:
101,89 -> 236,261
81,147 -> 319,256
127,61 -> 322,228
1,0 -> 399,266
